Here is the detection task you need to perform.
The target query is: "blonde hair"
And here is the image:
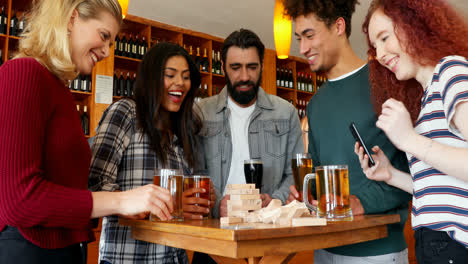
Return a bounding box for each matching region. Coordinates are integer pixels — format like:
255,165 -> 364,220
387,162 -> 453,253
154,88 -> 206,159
16,0 -> 122,83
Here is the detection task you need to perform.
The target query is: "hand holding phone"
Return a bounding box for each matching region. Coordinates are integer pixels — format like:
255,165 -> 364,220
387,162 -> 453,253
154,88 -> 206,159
349,122 -> 376,167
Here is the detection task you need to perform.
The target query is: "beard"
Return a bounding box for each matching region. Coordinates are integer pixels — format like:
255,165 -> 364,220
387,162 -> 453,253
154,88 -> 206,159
226,70 -> 262,105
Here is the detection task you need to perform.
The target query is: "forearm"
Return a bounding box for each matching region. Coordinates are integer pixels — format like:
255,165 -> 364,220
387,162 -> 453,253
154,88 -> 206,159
91,191 -> 121,218
387,166 -> 413,194
405,134 -> 468,182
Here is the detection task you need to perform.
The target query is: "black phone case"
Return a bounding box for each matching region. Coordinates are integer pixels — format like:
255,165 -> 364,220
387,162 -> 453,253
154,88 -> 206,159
349,122 -> 376,167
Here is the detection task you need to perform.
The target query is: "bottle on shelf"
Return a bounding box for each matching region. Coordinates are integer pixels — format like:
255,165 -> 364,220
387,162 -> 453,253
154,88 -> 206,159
114,35 -> 121,56
132,73 -> 137,96
276,67 -> 280,87
216,51 -> 222,75
195,47 -> 201,72
113,71 -> 118,96
128,34 -> 135,58
82,106 -> 89,135
118,72 -> 125,96
288,68 -> 294,89
189,46 -> 193,56
121,33 -> 128,57
125,72 -> 132,96
18,13 -> 25,36
73,75 -> 81,91
0,7 -> 6,34
10,11 -> 18,36
140,36 -> 147,59
212,50 -> 216,74
201,48 -> 209,72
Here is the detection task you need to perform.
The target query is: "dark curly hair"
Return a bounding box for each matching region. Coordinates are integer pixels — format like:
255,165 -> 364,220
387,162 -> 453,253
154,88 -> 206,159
283,0 -> 360,38
363,0 -> 468,123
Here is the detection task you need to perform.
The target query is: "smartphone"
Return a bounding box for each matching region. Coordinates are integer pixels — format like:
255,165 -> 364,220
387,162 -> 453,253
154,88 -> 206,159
349,122 -> 375,167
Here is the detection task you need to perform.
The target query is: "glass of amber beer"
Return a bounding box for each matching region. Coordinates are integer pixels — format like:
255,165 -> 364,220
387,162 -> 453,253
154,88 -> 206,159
183,175 -> 211,218
303,165 -> 353,221
291,153 -> 313,202
151,169 -> 184,221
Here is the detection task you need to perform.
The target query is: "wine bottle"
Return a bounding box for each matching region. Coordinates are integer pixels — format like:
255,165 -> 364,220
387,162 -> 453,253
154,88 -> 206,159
86,75 -> 92,92
121,34 -> 128,57
118,72 -> 124,96
211,50 -> 216,74
128,34 -> 135,58
195,47 -> 201,71
0,7 -> 5,35
216,51 -> 221,75
74,75 -> 81,91
113,72 -> 118,96
10,11 -> 18,36
132,73 -> 137,96
201,48 -> 209,72
18,13 -> 25,35
82,106 -> 89,135
288,69 -> 294,89
114,35 -> 120,56
125,72 -> 131,96
279,68 -> 284,87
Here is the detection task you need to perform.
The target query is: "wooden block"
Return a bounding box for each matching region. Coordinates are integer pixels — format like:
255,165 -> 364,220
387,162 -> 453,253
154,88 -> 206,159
261,207 -> 282,224
220,217 -> 243,225
227,199 -> 262,211
244,212 -> 261,223
291,217 -> 327,227
227,210 -> 250,218
287,207 -> 310,219
225,184 -> 255,190
229,194 -> 261,200
264,199 -> 282,211
226,189 -> 260,195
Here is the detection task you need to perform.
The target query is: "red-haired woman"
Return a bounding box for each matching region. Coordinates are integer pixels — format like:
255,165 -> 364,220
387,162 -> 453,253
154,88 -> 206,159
356,0 -> 468,262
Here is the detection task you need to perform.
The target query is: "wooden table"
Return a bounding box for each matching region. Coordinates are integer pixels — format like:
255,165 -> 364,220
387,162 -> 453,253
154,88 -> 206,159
120,214 -> 400,264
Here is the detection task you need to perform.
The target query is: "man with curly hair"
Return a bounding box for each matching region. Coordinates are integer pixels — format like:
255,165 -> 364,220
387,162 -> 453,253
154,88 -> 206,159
283,1 -> 411,263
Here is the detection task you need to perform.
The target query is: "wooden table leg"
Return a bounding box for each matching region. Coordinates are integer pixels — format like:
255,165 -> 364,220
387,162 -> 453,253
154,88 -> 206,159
248,257 -> 261,264
210,255 -> 248,264
258,253 -> 296,264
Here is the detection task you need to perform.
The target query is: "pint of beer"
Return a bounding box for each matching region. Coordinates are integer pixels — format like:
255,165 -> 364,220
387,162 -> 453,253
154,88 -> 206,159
303,165 -> 353,221
244,159 -> 263,191
291,153 -> 313,202
151,169 -> 184,221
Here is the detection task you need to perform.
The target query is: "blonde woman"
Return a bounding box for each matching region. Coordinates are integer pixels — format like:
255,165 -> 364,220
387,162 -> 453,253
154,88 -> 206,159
0,1 -> 174,263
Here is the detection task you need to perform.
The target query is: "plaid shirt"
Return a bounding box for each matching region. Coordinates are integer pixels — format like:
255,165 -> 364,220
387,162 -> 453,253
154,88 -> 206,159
89,99 -> 189,264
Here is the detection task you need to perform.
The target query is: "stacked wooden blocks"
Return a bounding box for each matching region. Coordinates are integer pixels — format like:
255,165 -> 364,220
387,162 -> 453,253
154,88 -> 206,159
220,184 -> 326,227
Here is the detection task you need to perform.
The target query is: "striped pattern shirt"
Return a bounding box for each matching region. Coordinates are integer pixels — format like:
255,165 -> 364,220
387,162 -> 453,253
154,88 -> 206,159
409,55 -> 468,247
89,99 -> 189,264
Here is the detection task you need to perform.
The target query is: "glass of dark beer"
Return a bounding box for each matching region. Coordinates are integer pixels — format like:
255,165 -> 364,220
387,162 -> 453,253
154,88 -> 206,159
243,159 -> 263,190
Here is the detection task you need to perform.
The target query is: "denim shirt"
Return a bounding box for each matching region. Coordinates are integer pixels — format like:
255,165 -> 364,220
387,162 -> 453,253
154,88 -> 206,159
196,87 -> 304,217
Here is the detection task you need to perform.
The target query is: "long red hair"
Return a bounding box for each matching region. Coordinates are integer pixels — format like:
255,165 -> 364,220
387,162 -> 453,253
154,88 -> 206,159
362,0 -> 468,123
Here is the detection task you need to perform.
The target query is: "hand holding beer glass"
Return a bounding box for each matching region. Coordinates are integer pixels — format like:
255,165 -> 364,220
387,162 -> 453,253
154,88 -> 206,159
183,175 -> 212,219
150,169 -> 184,221
291,153 -> 313,202
303,165 -> 353,221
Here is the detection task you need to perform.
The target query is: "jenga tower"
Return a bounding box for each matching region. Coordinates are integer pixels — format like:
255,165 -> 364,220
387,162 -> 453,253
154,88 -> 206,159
220,184 -> 261,225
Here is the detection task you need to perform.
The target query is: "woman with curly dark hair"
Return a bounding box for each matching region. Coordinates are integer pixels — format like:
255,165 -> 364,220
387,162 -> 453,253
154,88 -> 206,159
356,0 -> 468,262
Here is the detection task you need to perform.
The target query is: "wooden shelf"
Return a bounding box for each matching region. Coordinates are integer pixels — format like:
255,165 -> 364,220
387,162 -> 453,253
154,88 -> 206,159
297,90 -> 315,95
277,86 -> 295,92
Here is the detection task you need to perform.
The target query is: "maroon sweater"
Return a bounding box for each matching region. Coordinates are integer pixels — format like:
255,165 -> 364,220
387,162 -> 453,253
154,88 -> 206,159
0,58 -> 94,249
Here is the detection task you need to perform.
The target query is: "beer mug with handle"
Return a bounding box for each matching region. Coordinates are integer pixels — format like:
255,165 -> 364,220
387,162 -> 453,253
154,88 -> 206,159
303,165 -> 353,221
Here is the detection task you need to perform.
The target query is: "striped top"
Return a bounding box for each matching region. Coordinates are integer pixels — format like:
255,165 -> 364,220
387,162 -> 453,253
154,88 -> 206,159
409,55 -> 468,247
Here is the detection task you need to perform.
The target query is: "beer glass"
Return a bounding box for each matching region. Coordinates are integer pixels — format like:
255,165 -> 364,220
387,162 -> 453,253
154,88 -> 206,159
183,175 -> 211,218
244,159 -> 263,190
151,169 -> 184,221
303,165 -> 353,221
291,153 -> 313,202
